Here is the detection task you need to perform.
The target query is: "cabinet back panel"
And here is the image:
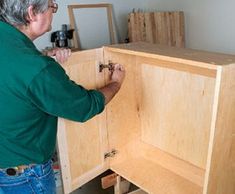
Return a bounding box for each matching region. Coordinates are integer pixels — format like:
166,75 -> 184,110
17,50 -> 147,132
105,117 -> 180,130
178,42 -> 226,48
139,62 -> 216,168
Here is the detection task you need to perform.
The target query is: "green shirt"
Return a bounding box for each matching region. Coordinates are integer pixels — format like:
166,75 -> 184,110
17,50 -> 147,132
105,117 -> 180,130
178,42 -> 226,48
0,21 -> 105,168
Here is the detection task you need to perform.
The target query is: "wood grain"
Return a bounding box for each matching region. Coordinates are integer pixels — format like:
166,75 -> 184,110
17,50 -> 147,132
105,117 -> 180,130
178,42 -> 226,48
111,157 -> 202,194
128,12 -> 185,48
106,42 -> 235,67
204,65 -> 235,194
103,50 -> 142,165
57,43 -> 235,194
140,62 -> 215,168
57,48 -> 109,193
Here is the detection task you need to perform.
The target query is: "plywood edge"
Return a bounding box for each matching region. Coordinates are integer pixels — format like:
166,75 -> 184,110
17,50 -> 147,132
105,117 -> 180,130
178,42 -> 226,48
103,46 -> 218,73
63,48 -> 104,67
203,66 -> 222,194
104,43 -> 235,67
57,118 -> 72,194
204,64 -> 235,194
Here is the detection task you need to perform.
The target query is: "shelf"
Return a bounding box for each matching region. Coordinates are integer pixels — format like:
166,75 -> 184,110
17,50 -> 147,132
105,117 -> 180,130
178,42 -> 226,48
128,189 -> 148,194
111,156 -> 203,194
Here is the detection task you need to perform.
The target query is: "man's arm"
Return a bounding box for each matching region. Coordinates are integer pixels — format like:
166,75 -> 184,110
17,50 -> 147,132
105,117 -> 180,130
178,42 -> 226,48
98,63 -> 125,105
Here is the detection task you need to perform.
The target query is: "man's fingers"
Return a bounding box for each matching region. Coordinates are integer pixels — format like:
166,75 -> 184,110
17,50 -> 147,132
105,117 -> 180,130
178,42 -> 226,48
113,63 -> 125,71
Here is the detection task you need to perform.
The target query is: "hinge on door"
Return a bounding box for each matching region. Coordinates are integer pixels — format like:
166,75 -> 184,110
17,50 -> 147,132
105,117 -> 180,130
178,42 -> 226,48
104,149 -> 118,159
99,61 -> 114,72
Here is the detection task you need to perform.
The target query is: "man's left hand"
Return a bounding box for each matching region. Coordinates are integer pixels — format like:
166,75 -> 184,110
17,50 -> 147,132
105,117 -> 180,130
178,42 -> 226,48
45,48 -> 71,63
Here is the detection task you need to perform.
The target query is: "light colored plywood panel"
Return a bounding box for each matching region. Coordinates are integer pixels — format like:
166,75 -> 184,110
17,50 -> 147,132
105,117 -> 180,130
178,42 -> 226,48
231,136 -> 235,185
65,118 -> 106,187
106,42 -> 235,67
57,48 -> 109,193
57,43 -> 235,194
111,157 -> 202,194
103,50 -> 141,164
205,65 -> 235,194
136,56 -> 216,78
57,119 -> 72,193
139,142 -> 205,187
139,63 -> 215,168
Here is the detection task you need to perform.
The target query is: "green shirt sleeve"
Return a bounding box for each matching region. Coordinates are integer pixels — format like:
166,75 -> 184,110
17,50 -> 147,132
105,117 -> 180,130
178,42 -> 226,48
26,62 -> 105,122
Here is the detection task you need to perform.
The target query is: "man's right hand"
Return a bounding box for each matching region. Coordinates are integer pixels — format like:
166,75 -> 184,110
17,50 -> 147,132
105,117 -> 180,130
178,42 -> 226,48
98,63 -> 125,105
110,63 -> 126,86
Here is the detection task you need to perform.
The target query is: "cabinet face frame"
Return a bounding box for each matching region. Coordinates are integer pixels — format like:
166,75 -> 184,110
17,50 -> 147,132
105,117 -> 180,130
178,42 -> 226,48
57,43 -> 235,194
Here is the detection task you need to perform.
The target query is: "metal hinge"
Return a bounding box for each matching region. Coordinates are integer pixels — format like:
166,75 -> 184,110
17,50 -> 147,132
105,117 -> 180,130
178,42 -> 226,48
99,61 -> 114,72
104,149 -> 118,159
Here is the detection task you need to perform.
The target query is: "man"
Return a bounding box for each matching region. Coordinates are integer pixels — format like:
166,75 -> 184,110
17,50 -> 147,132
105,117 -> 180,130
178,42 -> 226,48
0,0 -> 125,193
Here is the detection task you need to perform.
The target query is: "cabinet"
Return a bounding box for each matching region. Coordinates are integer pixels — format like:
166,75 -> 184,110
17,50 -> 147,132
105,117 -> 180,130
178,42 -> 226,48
57,42 -> 235,194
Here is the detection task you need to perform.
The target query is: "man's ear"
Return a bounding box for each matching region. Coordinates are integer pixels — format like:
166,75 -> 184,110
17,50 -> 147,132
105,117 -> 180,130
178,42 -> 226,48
27,5 -> 37,22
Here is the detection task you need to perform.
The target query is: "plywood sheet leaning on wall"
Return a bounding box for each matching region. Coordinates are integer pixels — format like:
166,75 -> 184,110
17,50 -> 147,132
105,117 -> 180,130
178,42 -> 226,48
128,11 -> 185,48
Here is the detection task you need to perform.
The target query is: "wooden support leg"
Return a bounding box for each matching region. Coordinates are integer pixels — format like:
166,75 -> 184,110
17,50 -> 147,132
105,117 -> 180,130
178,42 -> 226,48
101,173 -> 118,189
114,175 -> 131,194
127,189 -> 148,194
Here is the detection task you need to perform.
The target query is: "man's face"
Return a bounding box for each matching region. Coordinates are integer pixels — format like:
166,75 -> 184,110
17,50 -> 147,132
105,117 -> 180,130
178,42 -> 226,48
31,0 -> 56,39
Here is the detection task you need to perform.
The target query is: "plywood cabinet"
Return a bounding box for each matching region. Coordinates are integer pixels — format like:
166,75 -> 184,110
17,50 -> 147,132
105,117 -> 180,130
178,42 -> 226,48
57,42 -> 235,194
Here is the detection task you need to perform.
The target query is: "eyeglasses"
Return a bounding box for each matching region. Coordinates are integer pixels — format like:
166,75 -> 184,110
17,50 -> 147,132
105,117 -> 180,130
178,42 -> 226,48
48,2 -> 58,13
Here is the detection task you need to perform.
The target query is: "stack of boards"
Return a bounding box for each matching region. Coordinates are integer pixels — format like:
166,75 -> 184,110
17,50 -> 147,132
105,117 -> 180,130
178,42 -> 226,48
128,11 -> 185,48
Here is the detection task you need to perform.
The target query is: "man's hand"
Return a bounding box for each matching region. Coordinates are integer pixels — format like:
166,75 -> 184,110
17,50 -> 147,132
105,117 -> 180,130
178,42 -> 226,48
44,48 -> 71,63
98,63 -> 125,105
110,63 -> 125,86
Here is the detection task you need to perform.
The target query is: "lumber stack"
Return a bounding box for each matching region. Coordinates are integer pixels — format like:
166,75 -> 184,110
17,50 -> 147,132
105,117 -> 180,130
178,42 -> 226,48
128,11 -> 185,48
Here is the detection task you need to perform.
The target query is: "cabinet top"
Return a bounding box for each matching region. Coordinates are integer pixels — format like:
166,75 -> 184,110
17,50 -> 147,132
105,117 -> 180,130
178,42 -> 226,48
105,42 -> 235,67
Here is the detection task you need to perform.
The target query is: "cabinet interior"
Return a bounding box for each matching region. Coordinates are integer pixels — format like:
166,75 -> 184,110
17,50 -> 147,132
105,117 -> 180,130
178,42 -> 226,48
57,43 -> 235,194
103,48 -> 217,194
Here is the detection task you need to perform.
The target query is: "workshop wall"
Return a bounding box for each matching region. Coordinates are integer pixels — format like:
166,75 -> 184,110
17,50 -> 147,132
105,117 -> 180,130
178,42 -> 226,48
34,0 -> 235,55
34,0 -> 145,50
144,0 -> 235,54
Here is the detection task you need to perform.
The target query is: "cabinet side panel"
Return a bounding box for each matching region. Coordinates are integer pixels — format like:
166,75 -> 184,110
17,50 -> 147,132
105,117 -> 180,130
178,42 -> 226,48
57,49 -> 109,193
206,65 -> 235,194
139,58 -> 215,168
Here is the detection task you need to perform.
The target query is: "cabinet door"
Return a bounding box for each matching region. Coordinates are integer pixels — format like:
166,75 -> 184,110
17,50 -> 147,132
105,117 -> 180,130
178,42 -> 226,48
57,48 -> 109,194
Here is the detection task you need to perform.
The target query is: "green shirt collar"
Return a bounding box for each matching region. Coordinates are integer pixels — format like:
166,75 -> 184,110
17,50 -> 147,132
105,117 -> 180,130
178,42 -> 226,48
0,21 -> 36,49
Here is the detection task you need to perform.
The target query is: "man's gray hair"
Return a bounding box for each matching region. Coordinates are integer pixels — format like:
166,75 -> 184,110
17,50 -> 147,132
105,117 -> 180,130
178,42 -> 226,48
0,0 -> 49,26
